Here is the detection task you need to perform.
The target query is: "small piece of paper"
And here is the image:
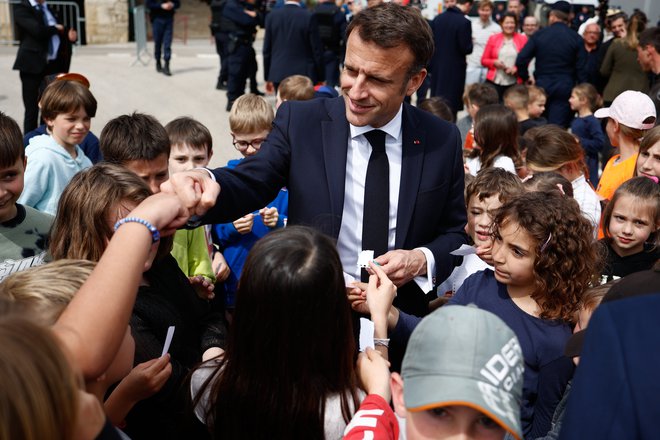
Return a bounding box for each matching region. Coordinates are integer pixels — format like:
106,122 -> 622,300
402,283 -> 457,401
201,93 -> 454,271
161,326 -> 175,357
343,271 -> 356,287
359,318 -> 375,352
357,250 -> 375,269
450,244 -> 478,256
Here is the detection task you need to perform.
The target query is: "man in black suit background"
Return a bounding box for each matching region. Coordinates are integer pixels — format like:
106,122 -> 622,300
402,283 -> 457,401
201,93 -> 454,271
13,0 -> 77,132
263,0 -> 324,93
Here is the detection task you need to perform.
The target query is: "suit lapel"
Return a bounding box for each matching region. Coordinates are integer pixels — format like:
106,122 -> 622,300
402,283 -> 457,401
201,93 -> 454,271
395,104 -> 425,249
322,97 -> 349,234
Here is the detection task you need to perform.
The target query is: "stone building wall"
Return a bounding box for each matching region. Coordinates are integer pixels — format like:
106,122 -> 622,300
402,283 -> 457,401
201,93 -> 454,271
85,0 -> 129,43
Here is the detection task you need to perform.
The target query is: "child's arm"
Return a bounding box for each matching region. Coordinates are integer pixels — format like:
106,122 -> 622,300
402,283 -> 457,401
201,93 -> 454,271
103,355 -> 172,426
212,250 -> 230,282
365,262 -> 397,359
186,227 -> 216,283
16,152 -> 50,210
52,192 -> 189,379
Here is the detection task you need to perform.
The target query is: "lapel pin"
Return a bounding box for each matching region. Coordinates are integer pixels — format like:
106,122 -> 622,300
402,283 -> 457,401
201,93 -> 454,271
413,139 -> 420,145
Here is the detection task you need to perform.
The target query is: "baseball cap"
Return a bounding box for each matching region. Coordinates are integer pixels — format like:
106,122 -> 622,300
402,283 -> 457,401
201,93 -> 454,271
594,90 -> 656,130
551,1 -> 571,14
402,305 -> 524,440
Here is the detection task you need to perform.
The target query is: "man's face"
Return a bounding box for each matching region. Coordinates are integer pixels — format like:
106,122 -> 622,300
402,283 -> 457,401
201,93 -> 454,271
610,18 -> 627,38
522,17 -> 538,36
341,31 -> 425,128
583,24 -> 600,47
507,0 -> 520,15
124,154 -> 169,194
637,44 -> 654,72
478,5 -> 492,22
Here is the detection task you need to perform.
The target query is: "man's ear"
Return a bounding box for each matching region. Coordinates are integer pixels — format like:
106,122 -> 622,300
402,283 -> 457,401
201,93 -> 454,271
391,372 -> 408,418
405,69 -> 427,97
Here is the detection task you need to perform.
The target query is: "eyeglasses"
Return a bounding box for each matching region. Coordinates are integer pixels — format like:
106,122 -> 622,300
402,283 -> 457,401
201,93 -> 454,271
232,135 -> 266,152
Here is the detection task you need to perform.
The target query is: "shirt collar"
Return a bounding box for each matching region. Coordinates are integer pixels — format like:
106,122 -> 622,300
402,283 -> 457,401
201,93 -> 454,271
284,1 -> 301,5
350,105 -> 403,141
29,0 -> 42,7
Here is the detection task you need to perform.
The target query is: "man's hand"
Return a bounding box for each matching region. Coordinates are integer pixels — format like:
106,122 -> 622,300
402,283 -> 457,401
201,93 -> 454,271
161,1 -> 174,10
233,213 -> 254,234
67,28 -> 77,42
259,207 -> 279,228
160,169 -> 220,217
265,81 -> 275,94
374,249 -> 427,287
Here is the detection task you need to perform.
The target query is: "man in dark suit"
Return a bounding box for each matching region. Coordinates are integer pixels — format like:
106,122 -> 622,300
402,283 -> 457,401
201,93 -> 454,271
263,0 -> 324,93
516,1 -> 587,128
429,0 -> 473,116
13,0 -> 76,132
164,3 -> 467,318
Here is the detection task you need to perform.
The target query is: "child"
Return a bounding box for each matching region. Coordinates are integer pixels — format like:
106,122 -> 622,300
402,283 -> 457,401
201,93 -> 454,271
276,74 -> 315,109
0,259 -> 172,437
600,177 -> 660,280
191,226 -> 363,439
457,83 -> 499,150
524,125 -> 601,232
637,125 -> 660,181
367,191 -> 599,438
0,112 -> 53,282
437,167 -> 523,297
527,85 -> 547,123
466,104 -> 520,176
523,171 -> 575,198
417,96 -> 455,123
344,306 -> 525,440
49,164 -> 226,439
165,116 -> 224,297
504,84 -> 544,135
99,112 -> 170,194
594,90 -> 656,202
213,94 -> 288,311
569,83 -> 606,188
18,80 -> 96,215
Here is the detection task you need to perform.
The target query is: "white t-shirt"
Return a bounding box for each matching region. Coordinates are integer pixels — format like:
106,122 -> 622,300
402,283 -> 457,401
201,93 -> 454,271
466,154 -> 516,176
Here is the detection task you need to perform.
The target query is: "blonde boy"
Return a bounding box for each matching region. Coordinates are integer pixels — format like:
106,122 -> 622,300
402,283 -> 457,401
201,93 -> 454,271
214,94 -> 288,309
276,74 -> 315,109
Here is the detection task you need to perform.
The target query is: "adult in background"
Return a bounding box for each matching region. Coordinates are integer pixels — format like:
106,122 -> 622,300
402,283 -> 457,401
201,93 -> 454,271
465,0 -> 501,86
210,0 -> 229,90
313,0 -> 346,89
430,0 -> 473,116
164,3 -> 467,322
582,22 -> 602,86
263,0 -> 324,94
637,27 -> 660,115
522,15 -> 538,37
223,0 -> 261,111
12,0 -> 77,133
506,0 -> 524,30
516,0 -> 587,128
481,11 -> 527,100
595,10 -> 627,93
147,0 -> 180,76
600,10 -> 649,105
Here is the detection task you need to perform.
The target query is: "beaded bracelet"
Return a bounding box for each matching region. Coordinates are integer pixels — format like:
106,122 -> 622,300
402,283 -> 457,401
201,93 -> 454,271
114,217 -> 161,243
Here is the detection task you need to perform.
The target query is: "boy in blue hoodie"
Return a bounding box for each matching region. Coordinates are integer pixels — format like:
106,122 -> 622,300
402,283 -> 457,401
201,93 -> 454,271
18,80 -> 96,215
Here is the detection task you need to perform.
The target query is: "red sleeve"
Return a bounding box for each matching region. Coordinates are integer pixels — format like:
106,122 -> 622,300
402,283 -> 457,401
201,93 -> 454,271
481,34 -> 498,68
343,395 -> 399,440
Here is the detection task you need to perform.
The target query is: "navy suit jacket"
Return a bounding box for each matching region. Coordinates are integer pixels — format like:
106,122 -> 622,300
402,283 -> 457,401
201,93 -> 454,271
207,97 -> 467,293
263,3 -> 324,83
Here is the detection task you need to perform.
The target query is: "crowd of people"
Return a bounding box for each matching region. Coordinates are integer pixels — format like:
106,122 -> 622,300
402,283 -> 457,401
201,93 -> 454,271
3,0 -> 660,439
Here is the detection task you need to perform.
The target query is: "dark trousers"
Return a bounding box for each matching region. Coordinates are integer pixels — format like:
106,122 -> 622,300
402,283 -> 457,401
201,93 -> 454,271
537,76 -> 573,128
227,42 -> 253,103
20,61 -> 59,133
214,32 -> 229,83
322,50 -> 340,88
152,16 -> 174,61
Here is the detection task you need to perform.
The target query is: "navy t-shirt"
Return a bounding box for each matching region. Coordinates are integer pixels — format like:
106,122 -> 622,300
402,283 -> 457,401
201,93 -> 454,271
391,270 -> 574,438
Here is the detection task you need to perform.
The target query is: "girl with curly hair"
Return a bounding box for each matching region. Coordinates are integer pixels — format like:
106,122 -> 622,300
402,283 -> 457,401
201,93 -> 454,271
361,190 -> 600,439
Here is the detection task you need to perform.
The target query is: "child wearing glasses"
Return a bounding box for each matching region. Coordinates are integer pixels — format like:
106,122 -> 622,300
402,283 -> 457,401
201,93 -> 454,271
214,93 -> 288,313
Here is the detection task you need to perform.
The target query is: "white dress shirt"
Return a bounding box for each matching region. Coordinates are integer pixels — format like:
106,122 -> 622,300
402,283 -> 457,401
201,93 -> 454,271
29,0 -> 60,61
337,105 -> 435,292
572,174 -> 601,236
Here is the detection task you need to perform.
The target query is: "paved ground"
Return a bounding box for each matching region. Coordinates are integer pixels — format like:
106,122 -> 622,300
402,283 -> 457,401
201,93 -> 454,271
0,36 -> 272,168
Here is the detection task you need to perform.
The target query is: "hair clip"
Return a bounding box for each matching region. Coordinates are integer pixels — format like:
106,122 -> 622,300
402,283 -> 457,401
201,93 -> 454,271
644,175 -> 659,184
540,232 -> 552,252
556,183 -> 566,195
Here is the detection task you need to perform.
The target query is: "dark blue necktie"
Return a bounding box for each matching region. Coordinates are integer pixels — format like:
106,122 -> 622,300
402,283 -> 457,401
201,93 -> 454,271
361,129 -> 389,281
36,3 -> 55,58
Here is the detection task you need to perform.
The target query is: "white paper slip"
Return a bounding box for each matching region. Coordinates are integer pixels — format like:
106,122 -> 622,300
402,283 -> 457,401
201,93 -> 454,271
343,271 -> 356,287
450,244 -> 478,256
359,318 -> 375,352
357,250 -> 375,269
161,326 -> 175,357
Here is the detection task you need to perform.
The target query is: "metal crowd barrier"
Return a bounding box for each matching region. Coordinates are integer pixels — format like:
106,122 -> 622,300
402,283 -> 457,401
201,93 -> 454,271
0,0 -> 82,46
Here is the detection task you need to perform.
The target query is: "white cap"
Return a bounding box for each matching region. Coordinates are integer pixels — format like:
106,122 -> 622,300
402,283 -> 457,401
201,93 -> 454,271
594,90 -> 656,130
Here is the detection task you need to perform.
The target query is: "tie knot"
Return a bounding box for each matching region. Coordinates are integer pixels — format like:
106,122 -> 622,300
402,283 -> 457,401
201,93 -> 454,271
364,129 -> 386,153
